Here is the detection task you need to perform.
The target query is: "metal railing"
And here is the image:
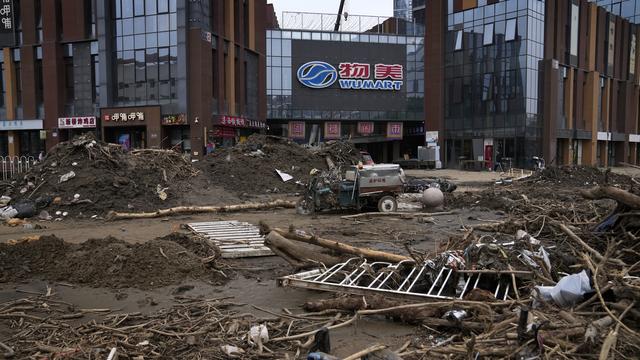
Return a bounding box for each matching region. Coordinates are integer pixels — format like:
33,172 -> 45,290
280,11 -> 424,36
1,156 -> 36,181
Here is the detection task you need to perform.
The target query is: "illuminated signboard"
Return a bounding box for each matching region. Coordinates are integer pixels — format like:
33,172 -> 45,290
297,61 -> 403,91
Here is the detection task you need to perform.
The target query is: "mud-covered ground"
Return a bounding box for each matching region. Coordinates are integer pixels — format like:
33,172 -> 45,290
2,166 -> 638,358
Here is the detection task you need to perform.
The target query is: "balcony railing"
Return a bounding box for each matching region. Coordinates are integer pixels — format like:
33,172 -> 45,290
280,11 -> 424,36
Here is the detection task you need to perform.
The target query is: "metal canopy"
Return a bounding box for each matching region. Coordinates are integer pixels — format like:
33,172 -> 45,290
186,220 -> 273,258
278,258 -> 512,301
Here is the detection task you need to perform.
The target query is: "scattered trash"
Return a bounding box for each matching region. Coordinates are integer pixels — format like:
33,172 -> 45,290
37,210 -> 52,221
73,194 -> 80,200
221,345 -> 244,357
59,171 -> 76,183
0,206 -> 18,220
248,324 -> 269,346
156,184 -> 168,201
275,169 -> 293,182
443,309 -> 468,322
535,270 -> 593,307
0,196 -> 11,207
6,218 -> 26,227
12,200 -> 36,219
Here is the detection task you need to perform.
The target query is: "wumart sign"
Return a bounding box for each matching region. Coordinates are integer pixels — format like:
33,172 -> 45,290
297,61 -> 403,91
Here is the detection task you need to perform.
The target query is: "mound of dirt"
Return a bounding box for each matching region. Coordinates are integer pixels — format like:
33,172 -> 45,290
521,165 -> 632,187
4,134 -> 201,217
445,166 -> 636,215
0,234 -> 226,288
197,134 -> 362,194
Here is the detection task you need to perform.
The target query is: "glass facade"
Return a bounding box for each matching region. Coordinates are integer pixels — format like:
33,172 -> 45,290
593,0 -> 640,23
113,0 -> 178,105
266,29 -> 424,122
444,0 -> 545,167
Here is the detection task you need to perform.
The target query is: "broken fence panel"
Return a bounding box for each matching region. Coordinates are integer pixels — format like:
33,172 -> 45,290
278,258 -> 514,301
187,220 -> 274,258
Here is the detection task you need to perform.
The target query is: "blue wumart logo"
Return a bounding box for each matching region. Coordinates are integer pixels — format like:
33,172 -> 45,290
297,61 -> 337,89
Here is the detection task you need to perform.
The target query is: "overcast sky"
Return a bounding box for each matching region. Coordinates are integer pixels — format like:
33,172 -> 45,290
267,0 -> 393,21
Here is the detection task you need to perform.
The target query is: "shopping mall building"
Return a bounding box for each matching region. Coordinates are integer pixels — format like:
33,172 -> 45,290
265,13 -> 425,162
0,0 -> 267,158
422,0 -> 640,168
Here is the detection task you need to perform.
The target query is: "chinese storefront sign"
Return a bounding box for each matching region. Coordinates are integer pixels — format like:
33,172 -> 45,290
58,116 -> 97,129
220,116 -> 267,129
288,121 -> 306,139
297,60 -> 404,91
324,122 -> 341,139
0,1 -> 13,31
386,122 -> 403,139
357,122 -> 374,135
161,114 -> 187,125
104,112 -> 145,122
0,0 -> 15,47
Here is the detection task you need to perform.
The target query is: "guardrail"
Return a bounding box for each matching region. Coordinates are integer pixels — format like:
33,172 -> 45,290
1,156 -> 36,181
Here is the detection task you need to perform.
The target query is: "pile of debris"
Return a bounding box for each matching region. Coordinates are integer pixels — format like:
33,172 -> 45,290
198,135 -> 362,195
0,233 -> 225,288
1,134 -> 199,218
265,171 -> 640,358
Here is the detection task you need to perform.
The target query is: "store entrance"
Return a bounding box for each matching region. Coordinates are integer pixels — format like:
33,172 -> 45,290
104,127 -> 146,150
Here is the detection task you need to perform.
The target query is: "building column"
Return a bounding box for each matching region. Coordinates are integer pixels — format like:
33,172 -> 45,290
225,0 -> 236,115
187,28 -> 213,158
42,0 -> 65,150
583,71 -> 600,165
630,143 -> 638,164
7,131 -> 18,157
542,59 -> 558,164
424,0 -> 445,162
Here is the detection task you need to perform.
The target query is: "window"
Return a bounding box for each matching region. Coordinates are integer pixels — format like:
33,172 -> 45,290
0,61 -> 4,108
92,55 -> 99,103
64,57 -> 74,104
14,61 -> 21,106
454,30 -> 463,50
483,23 -> 494,46
505,19 -> 517,42
482,73 -> 493,101
114,0 -> 178,103
35,0 -> 43,42
570,4 -> 579,57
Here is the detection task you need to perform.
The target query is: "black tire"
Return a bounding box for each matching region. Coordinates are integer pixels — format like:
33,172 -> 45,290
377,195 -> 398,213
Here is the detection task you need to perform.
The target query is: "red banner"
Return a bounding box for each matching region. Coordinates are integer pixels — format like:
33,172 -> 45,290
357,122 -> 374,135
288,121 -> 306,139
324,122 -> 341,139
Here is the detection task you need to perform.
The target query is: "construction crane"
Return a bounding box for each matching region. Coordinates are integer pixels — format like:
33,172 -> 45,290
334,0 -> 348,31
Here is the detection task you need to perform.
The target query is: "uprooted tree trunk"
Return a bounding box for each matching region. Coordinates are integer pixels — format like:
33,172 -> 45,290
106,200 -> 296,220
304,296 -> 486,331
265,226 -> 412,263
264,231 -> 342,269
579,186 -> 640,209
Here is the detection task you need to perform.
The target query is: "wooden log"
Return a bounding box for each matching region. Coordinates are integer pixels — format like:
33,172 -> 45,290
106,200 -> 295,220
343,344 -> 387,360
270,227 -> 411,263
341,211 -> 457,220
580,186 -> 640,209
264,232 -> 342,269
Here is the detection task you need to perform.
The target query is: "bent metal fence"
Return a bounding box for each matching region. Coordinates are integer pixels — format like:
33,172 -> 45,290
1,156 -> 36,181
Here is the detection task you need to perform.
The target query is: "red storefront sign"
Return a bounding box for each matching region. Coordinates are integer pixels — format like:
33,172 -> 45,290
324,122 -> 341,139
357,122 -> 374,135
386,122 -> 403,139
288,121 -> 306,139
58,116 -> 97,129
220,116 -> 267,129
212,127 -> 236,138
